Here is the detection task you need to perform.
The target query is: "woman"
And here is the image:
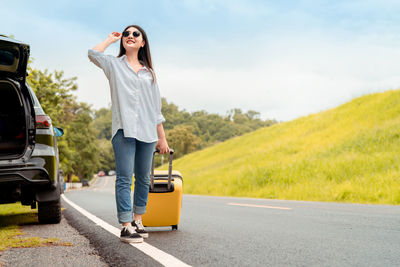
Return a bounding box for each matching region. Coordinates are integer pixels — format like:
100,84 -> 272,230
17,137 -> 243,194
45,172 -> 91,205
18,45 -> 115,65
88,25 -> 169,243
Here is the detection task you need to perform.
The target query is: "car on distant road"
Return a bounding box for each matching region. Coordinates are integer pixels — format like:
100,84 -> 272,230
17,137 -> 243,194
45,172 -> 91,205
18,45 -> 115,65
108,170 -> 115,176
98,171 -> 105,177
82,179 -> 89,187
0,35 -> 64,224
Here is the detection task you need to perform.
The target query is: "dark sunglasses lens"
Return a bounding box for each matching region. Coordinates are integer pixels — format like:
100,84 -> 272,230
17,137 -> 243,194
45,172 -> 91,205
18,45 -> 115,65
122,31 -> 140,37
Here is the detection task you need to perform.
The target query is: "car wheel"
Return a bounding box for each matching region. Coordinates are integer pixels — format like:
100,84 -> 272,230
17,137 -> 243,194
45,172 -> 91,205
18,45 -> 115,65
38,199 -> 61,224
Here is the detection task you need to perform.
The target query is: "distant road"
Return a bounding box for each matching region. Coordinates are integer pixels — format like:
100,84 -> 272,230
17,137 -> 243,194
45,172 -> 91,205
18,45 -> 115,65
62,175 -> 400,266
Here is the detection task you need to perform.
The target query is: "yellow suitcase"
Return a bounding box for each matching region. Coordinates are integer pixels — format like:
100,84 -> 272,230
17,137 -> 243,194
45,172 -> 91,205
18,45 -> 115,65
142,149 -> 183,230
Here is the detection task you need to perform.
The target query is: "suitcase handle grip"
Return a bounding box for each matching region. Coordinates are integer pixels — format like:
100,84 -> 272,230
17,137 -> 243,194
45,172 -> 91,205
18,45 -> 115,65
155,148 -> 174,155
150,149 -> 174,191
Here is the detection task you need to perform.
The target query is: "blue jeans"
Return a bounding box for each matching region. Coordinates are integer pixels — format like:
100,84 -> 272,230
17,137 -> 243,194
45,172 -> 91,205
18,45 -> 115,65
112,129 -> 156,224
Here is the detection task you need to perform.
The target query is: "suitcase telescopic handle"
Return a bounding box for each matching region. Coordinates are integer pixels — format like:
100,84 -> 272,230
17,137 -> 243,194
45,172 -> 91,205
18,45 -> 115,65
150,149 -> 174,191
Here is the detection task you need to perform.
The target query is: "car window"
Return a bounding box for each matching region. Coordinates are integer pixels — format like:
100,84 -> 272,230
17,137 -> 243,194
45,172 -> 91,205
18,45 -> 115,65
0,47 -> 19,72
25,83 -> 41,107
0,50 -> 15,65
25,82 -> 46,116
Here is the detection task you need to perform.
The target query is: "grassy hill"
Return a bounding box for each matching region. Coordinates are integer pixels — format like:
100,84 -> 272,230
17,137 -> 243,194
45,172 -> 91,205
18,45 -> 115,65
160,89 -> 400,204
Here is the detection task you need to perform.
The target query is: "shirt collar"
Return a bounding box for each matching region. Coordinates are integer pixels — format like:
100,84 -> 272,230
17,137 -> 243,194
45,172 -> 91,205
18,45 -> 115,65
120,54 -> 148,70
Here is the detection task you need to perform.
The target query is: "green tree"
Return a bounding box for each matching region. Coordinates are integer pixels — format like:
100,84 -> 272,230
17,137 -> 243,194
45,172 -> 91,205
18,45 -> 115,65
98,138 -> 115,172
27,68 -> 78,126
93,107 -> 112,140
161,98 -> 189,130
166,125 -> 201,159
66,102 -> 100,180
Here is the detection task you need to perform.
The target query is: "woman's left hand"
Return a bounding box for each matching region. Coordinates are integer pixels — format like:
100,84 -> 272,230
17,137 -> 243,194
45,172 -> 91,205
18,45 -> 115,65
156,138 -> 170,154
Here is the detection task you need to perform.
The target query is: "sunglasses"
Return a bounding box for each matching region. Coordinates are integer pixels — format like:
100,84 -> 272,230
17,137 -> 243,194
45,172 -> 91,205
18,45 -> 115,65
122,31 -> 141,38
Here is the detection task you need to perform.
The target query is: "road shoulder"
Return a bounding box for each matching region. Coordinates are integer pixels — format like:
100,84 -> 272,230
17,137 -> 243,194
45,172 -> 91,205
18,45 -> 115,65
0,204 -> 108,267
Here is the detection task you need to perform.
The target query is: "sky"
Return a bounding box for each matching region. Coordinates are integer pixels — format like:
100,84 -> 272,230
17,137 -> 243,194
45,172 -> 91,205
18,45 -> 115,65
2,0 -> 400,121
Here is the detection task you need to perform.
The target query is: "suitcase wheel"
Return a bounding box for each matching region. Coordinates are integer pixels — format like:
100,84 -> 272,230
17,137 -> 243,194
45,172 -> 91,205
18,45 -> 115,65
172,225 -> 178,230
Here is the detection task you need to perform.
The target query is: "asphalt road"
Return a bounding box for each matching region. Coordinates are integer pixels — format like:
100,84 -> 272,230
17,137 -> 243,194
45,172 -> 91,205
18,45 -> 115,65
62,175 -> 400,266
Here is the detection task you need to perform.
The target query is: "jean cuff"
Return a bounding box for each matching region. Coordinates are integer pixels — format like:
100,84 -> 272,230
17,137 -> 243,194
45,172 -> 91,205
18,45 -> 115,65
133,205 -> 146,215
118,210 -> 133,223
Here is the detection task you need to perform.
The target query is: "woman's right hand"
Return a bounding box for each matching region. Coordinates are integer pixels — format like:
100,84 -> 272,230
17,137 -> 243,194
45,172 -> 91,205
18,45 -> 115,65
107,32 -> 122,43
93,32 -> 121,52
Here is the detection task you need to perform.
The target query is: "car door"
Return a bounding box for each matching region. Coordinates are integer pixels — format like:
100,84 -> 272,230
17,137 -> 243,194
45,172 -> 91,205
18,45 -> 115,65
0,36 -> 36,160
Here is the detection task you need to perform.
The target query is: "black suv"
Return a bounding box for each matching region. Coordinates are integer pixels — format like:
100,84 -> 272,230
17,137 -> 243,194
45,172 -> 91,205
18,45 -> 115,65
0,35 -> 64,224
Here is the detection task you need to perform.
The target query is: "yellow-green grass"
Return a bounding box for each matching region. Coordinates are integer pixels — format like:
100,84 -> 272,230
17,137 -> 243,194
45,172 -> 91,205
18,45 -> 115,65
0,203 -> 72,253
159,89 -> 400,204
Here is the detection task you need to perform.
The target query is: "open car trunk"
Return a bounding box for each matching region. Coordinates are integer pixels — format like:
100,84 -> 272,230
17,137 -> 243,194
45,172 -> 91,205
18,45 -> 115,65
0,36 -> 35,160
0,80 -> 28,158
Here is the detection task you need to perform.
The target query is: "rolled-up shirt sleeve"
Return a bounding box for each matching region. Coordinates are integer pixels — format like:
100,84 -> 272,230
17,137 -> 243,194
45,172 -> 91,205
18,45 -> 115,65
87,49 -> 112,79
155,82 -> 166,124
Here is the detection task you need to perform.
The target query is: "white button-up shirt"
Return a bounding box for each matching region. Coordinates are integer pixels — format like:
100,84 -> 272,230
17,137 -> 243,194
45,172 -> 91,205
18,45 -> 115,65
88,49 -> 165,143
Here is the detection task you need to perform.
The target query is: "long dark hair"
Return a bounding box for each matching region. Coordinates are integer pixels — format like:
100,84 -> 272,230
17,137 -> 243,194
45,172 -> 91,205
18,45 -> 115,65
118,25 -> 156,82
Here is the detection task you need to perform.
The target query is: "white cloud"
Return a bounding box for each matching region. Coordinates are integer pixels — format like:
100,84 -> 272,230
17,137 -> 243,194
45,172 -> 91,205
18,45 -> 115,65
155,31 -> 400,121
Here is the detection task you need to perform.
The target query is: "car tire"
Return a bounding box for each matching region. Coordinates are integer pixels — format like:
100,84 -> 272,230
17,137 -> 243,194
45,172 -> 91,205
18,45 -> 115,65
38,199 -> 61,224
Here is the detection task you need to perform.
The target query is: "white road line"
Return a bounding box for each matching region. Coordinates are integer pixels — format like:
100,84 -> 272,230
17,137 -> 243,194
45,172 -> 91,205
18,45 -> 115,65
102,176 -> 110,189
228,202 -> 292,210
61,194 -> 191,267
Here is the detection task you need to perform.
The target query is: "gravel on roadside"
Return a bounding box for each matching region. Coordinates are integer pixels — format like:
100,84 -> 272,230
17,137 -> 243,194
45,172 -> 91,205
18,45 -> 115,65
0,209 -> 109,267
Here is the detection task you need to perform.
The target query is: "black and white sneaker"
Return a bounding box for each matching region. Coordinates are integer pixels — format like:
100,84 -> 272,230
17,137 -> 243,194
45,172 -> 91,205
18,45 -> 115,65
120,225 -> 143,243
132,220 -> 149,238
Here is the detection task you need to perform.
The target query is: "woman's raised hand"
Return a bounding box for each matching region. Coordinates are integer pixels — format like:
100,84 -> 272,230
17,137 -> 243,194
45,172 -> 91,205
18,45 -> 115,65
108,32 -> 122,43
93,33 -> 120,52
